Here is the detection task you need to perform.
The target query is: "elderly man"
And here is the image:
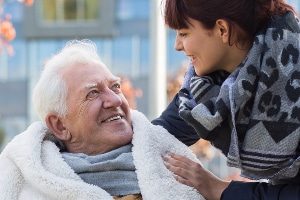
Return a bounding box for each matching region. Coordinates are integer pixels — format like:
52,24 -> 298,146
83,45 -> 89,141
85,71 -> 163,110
0,40 -> 204,200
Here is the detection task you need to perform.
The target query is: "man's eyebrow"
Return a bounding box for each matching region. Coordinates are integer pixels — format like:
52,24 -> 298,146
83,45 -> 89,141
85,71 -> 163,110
113,76 -> 122,83
83,77 -> 120,91
84,83 -> 98,90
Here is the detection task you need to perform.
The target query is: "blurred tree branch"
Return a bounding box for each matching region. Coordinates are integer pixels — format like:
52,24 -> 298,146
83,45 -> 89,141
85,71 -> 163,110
0,0 -> 34,55
118,74 -> 143,110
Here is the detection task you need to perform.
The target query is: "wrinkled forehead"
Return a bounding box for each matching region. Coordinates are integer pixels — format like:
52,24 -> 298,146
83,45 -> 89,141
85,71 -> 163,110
61,60 -> 106,76
62,62 -> 120,88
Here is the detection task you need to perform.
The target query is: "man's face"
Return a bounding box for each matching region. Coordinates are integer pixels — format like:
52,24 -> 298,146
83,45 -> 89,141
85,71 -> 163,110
60,62 -> 133,155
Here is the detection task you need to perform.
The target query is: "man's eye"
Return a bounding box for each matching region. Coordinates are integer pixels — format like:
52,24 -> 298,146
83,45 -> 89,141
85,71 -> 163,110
179,33 -> 187,37
113,83 -> 121,89
87,90 -> 98,97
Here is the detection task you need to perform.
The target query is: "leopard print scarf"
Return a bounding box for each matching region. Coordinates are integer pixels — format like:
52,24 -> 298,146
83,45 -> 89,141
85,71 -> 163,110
179,12 -> 300,180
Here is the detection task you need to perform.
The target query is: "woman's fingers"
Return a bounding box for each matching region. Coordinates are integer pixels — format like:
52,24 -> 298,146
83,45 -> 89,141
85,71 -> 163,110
173,174 -> 195,188
163,152 -> 202,182
163,152 -> 231,200
164,152 -> 190,168
163,153 -> 198,188
164,151 -> 200,169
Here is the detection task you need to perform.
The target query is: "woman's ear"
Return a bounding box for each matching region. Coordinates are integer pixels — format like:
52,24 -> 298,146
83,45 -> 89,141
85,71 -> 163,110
215,19 -> 230,43
45,114 -> 71,141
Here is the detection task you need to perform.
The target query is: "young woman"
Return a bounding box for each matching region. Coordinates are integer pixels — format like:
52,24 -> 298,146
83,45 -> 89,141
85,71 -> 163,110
152,0 -> 300,199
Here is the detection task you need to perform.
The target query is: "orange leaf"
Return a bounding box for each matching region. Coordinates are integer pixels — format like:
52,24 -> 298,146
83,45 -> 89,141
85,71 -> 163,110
25,0 -> 34,6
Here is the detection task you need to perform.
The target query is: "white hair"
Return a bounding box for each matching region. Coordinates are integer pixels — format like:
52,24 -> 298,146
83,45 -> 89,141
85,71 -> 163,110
32,39 -> 103,120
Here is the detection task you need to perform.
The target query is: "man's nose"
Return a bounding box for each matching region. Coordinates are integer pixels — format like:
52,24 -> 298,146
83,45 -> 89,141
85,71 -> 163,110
102,89 -> 122,108
174,35 -> 183,51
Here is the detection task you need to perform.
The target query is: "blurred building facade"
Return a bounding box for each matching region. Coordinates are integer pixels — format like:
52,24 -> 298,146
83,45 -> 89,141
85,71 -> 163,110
0,0 -> 187,146
0,0 -> 299,151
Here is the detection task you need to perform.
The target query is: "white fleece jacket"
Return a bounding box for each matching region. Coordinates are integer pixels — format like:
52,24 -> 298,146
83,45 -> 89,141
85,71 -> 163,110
0,110 -> 204,200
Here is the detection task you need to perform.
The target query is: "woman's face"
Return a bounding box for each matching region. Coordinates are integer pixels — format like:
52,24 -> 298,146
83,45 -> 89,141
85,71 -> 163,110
174,18 -> 235,76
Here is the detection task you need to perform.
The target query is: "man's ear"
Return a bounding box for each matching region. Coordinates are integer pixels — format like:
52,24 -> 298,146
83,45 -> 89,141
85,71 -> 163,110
45,114 -> 71,141
215,19 -> 230,43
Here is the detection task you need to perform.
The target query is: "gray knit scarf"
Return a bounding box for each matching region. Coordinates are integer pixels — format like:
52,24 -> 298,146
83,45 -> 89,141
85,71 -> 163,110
179,12 -> 300,180
61,144 -> 140,196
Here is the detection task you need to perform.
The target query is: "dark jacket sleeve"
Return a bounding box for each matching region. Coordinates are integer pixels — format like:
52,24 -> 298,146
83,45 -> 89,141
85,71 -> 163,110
221,180 -> 300,200
151,93 -> 200,146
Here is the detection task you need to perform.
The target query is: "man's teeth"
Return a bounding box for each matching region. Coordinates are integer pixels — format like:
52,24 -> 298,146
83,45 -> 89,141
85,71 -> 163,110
104,116 -> 121,122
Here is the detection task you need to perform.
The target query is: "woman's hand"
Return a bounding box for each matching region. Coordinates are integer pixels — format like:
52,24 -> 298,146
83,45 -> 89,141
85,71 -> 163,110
163,152 -> 230,200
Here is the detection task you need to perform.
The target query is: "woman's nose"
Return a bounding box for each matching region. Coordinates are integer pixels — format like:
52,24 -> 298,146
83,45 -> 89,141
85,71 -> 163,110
174,35 -> 183,51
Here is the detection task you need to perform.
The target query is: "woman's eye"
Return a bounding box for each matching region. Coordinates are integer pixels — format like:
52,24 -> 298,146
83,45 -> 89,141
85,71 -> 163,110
179,33 -> 187,37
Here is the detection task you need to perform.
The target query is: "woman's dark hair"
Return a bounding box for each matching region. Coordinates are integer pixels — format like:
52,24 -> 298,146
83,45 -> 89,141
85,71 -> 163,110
163,0 -> 297,44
